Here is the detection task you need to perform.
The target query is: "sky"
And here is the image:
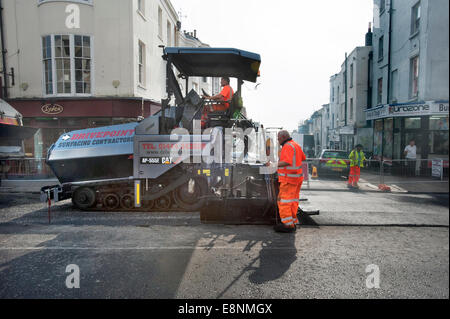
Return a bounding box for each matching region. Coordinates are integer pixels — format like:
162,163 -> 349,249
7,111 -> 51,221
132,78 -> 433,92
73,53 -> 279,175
170,0 -> 374,131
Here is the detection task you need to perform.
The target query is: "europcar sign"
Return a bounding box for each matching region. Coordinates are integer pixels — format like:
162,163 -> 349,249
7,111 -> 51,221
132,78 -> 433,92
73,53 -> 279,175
366,101 -> 449,120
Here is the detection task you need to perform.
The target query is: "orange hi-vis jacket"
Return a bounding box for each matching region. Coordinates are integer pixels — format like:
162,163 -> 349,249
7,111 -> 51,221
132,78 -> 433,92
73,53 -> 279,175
278,139 -> 306,184
214,85 -> 234,111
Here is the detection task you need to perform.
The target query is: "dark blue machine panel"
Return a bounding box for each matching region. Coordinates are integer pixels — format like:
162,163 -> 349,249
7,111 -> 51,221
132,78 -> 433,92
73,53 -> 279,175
48,122 -> 138,161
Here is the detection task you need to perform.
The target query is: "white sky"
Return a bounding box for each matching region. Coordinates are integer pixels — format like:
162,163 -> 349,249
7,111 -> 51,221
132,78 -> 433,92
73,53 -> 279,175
170,0 -> 374,131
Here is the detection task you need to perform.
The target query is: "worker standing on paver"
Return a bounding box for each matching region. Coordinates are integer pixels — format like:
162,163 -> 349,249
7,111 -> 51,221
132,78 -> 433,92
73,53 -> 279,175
348,144 -> 366,189
268,130 -> 306,233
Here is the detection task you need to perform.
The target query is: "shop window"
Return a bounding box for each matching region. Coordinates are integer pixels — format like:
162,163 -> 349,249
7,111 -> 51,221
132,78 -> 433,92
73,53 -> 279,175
429,116 -> 449,130
429,132 -> 449,155
374,120 -> 383,157
429,116 -> 449,155
383,118 -> 393,159
405,117 -> 421,129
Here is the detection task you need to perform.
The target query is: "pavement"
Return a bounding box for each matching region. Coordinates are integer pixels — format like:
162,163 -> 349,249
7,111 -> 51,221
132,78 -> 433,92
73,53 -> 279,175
0,191 -> 448,299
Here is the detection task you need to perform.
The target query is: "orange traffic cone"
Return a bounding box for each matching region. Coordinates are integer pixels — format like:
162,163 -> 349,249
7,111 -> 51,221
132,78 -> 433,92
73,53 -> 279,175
311,166 -> 318,179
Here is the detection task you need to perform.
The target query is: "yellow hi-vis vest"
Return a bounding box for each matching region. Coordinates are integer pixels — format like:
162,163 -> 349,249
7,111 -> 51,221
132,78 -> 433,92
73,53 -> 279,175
349,150 -> 366,167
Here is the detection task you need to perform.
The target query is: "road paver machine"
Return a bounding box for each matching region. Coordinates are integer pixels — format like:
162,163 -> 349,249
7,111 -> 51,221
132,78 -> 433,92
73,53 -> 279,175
43,47 -> 279,224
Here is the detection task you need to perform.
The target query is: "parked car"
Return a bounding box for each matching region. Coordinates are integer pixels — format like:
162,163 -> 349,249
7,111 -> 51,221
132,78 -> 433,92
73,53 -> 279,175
315,149 -> 350,177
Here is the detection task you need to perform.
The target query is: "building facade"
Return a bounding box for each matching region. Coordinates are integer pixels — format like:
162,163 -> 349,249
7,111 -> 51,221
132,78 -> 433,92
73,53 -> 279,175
327,45 -> 372,153
302,0 -> 448,165
0,0 -> 214,159
368,0 -> 449,163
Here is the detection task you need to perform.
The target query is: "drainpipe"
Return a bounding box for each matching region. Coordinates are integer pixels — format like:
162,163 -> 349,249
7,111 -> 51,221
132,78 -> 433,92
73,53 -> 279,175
0,0 -> 7,99
344,53 -> 348,127
387,0 -> 393,103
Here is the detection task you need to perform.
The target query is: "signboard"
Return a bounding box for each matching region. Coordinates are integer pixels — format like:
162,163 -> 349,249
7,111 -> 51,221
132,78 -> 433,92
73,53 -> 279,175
431,159 -> 443,179
365,101 -> 449,121
41,104 -> 64,115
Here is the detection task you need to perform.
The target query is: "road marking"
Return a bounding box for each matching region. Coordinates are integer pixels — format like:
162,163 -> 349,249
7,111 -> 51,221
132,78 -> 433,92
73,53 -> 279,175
0,246 -> 298,251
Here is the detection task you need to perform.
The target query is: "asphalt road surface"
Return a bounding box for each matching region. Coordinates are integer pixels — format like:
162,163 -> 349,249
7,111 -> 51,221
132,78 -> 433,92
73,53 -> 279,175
0,190 -> 448,299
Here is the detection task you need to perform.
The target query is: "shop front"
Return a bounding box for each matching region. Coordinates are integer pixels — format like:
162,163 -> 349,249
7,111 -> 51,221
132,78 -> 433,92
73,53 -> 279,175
8,98 -> 161,158
366,100 -> 449,174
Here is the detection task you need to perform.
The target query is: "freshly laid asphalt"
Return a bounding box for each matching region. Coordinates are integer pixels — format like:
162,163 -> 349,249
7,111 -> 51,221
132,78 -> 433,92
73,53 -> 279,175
0,181 -> 448,299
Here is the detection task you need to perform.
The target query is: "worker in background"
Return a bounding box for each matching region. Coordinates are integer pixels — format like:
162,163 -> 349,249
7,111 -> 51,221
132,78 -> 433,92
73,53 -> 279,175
201,77 -> 234,128
267,130 -> 306,233
348,144 -> 366,189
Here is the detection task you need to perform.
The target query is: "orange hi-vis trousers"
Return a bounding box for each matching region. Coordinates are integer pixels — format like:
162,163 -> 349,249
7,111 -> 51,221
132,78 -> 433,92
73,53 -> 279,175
278,181 -> 303,227
348,166 -> 361,186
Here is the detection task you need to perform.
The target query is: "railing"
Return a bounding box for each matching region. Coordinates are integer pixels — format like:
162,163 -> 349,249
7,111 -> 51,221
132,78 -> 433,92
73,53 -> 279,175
0,158 -> 56,180
304,157 -> 449,193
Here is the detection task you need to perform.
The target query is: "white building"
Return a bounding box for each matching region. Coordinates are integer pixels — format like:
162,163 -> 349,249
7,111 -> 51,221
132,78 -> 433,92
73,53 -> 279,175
0,0 -> 214,158
328,44 -> 372,152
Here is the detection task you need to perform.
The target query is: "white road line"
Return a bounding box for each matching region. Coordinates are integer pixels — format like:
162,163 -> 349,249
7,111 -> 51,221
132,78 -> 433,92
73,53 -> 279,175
0,246 -> 296,251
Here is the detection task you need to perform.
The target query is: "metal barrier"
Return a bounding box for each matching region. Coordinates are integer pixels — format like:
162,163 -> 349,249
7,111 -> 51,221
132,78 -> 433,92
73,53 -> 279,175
0,158 -> 56,180
304,157 -> 449,193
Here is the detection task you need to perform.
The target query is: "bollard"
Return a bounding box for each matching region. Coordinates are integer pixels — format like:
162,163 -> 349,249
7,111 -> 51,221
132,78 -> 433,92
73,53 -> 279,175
311,166 -> 318,179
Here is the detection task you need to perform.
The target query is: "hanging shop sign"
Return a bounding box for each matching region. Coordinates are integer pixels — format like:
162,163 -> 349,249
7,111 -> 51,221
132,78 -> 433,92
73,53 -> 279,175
365,101 -> 449,121
41,104 -> 64,115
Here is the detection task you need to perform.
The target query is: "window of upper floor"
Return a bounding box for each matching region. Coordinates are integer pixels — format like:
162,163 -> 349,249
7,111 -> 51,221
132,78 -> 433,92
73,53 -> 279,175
378,36 -> 384,61
411,1 -> 421,36
42,34 -> 92,96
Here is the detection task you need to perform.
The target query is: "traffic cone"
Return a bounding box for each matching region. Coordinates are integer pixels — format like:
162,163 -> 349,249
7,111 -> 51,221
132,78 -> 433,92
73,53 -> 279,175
311,166 -> 318,179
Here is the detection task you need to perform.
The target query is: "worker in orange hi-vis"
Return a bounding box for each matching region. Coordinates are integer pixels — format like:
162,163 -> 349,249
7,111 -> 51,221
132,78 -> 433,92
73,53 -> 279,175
201,77 -> 234,128
267,130 -> 306,233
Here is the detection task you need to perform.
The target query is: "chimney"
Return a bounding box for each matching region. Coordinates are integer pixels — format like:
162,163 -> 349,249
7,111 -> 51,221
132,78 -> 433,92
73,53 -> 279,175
365,22 -> 373,46
194,30 -> 197,38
